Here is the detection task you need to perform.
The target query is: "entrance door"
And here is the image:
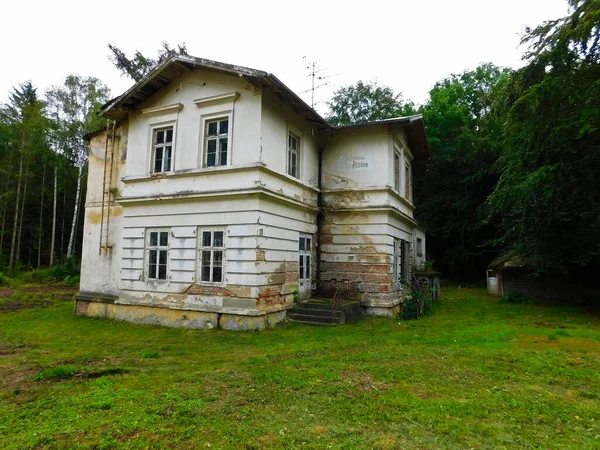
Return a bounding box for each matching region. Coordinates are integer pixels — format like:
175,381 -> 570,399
298,234 -> 313,297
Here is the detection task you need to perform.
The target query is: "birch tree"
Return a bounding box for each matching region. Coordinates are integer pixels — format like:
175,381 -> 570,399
46,76 -> 110,261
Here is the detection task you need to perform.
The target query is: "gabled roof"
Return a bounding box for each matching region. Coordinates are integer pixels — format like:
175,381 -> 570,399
489,253 -> 528,270
101,55 -> 430,159
333,115 -> 430,160
101,55 -> 329,127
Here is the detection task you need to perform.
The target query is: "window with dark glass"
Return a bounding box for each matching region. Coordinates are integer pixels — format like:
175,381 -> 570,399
200,229 -> 225,283
147,230 -> 169,280
205,118 -> 229,167
299,235 -> 312,280
288,132 -> 299,178
394,238 -> 409,282
153,127 -> 173,173
394,151 -> 400,191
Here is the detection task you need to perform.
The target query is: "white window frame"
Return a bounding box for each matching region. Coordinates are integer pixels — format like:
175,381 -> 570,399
405,161 -> 412,202
299,234 -> 312,281
416,237 -> 423,257
200,112 -> 232,168
198,228 -> 226,284
393,147 -> 401,192
394,238 -> 408,283
287,126 -> 301,178
150,123 -> 176,174
146,229 -> 170,281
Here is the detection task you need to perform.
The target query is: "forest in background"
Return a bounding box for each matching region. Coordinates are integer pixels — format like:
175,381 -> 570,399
0,0 -> 597,283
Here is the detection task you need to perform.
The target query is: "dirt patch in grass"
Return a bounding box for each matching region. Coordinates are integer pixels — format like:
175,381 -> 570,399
515,335 -> 600,351
0,286 -> 77,312
0,343 -> 32,355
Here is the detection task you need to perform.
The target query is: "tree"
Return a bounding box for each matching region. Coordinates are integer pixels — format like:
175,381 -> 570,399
326,81 -> 417,126
0,82 -> 49,269
486,0 -> 600,274
46,76 -> 111,261
108,41 -> 189,82
414,64 -> 511,277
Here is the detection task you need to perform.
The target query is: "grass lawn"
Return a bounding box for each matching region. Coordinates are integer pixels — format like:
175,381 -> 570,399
1,287 -> 599,449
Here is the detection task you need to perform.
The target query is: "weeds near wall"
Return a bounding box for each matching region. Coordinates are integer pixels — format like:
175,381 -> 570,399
401,282 -> 436,320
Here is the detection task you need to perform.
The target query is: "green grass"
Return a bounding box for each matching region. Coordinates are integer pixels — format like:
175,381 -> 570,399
1,287 -> 599,449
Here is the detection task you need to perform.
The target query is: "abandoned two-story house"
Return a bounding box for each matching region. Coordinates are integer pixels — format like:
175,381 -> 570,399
75,55 -> 430,330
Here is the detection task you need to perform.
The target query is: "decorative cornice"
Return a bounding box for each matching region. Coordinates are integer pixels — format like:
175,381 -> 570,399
141,103 -> 183,116
193,92 -> 240,107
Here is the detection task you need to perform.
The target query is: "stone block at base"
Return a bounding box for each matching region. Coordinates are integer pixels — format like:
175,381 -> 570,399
75,298 -> 287,331
361,296 -> 405,317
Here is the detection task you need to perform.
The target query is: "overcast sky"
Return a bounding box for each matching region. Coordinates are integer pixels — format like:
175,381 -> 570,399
1,0 -> 568,115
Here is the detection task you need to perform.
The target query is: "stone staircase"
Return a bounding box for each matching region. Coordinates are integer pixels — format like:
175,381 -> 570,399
287,301 -> 362,325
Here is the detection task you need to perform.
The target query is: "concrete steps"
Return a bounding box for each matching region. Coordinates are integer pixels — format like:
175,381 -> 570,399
287,301 -> 362,325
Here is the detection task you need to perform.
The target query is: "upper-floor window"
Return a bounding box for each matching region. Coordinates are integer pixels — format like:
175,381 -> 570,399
147,229 -> 169,280
416,237 -> 423,257
153,127 -> 173,173
287,132 -> 299,178
205,118 -> 229,167
394,151 -> 401,191
199,228 -> 225,283
405,162 -> 412,202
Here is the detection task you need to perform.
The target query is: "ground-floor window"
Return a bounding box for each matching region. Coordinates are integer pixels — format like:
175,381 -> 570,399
394,238 -> 409,283
299,234 -> 312,280
199,228 -> 225,283
147,229 -> 170,280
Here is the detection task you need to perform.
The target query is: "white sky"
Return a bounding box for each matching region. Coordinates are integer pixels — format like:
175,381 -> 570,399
1,0 -> 569,115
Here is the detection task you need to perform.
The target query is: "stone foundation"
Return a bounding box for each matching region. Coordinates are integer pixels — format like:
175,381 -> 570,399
361,296 -> 406,317
75,295 -> 289,331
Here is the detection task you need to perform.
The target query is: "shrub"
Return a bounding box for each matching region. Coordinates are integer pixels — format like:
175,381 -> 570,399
0,272 -> 10,287
401,285 -> 435,320
503,292 -> 536,304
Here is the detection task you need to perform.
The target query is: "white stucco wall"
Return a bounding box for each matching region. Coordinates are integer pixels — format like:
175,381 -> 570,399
322,125 -> 389,190
125,70 -> 262,178
260,90 -> 320,188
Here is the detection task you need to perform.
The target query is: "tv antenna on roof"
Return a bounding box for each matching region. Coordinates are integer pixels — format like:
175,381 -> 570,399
300,57 -> 342,109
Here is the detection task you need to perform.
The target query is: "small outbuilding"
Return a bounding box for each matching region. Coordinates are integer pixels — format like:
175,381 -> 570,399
487,254 -> 582,302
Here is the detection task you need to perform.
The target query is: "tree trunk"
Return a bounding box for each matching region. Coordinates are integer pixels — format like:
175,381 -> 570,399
16,152 -> 31,265
66,165 -> 83,259
38,159 -> 46,268
61,183 -> 66,258
9,149 -> 24,270
49,165 -> 58,267
0,155 -> 13,258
